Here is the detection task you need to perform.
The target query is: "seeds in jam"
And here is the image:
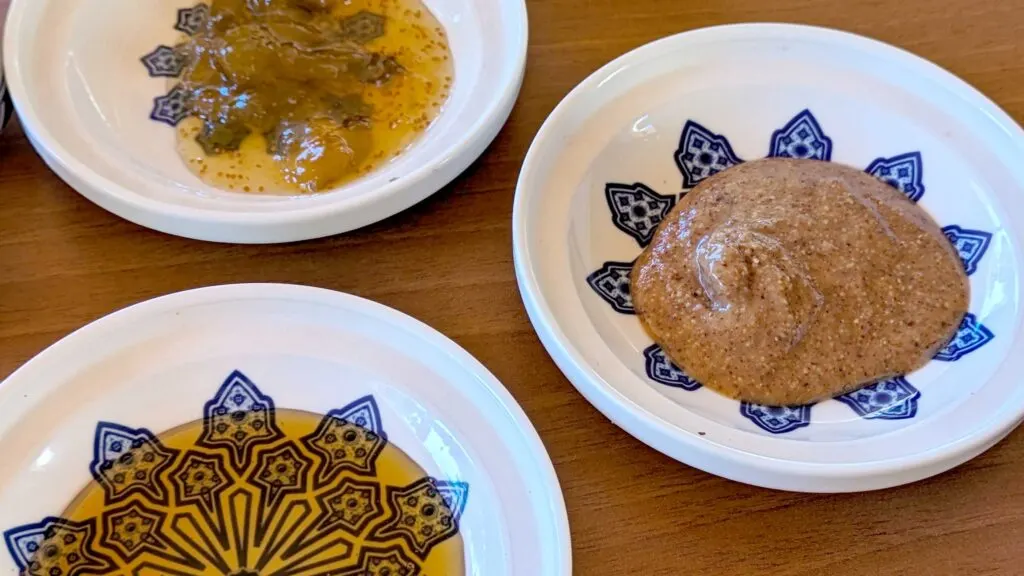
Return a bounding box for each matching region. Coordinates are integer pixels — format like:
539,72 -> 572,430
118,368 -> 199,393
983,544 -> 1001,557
175,0 -> 453,194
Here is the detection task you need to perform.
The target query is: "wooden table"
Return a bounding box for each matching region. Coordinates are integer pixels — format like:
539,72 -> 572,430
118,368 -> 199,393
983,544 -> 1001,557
4,1 -> 1024,574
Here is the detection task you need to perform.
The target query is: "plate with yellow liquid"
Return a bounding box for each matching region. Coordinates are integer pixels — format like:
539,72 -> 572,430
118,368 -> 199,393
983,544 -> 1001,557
0,284 -> 570,574
2,0 -> 527,242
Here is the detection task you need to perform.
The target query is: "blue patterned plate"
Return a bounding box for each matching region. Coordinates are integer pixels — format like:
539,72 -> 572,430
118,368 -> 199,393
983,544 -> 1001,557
514,24 -> 1024,492
0,285 -> 570,575
2,0 -> 527,242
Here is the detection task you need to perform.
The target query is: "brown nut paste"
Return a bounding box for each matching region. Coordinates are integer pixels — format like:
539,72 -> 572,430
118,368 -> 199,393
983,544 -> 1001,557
631,158 -> 968,405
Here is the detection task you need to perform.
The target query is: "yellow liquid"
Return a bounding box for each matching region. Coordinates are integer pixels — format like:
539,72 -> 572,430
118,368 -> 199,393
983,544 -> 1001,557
175,0 -> 454,195
53,408 -> 465,575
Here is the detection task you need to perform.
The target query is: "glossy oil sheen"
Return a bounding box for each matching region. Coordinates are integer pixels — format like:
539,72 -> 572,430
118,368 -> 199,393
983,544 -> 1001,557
175,0 -> 454,195
58,408 -> 464,575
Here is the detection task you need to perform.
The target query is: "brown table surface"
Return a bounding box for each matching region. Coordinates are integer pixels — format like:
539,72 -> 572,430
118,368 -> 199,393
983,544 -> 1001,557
4,1 -> 1024,574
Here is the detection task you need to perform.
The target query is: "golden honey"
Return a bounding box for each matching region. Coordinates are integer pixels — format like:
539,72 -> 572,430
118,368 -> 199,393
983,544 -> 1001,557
6,374 -> 467,576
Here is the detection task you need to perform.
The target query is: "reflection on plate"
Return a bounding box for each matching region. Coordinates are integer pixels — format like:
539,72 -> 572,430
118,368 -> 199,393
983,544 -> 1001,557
4,370 -> 468,575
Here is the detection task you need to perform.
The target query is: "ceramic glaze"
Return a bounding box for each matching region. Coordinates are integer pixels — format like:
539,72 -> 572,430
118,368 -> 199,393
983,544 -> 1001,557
514,24 -> 1024,492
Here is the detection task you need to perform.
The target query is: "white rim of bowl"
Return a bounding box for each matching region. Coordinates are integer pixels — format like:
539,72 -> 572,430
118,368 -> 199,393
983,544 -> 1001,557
0,283 -> 572,573
513,22 -> 1024,490
1,0 -> 529,229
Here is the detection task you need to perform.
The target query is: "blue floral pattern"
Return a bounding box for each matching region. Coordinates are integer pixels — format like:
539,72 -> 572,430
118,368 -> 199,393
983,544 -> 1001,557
675,120 -> 744,189
934,313 -> 995,362
144,7 -> 202,126
740,403 -> 812,434
836,377 -> 920,420
605,183 -> 676,246
768,109 -> 832,160
4,371 -> 468,576
149,85 -> 189,127
943,225 -> 993,276
586,261 -> 634,314
866,152 -> 925,202
643,344 -> 701,391
89,422 -> 178,506
140,45 -> 186,78
589,109 -> 998,433
175,3 -> 209,36
3,517 -> 116,576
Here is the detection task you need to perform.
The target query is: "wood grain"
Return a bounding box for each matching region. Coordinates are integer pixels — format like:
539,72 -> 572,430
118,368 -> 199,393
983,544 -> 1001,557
3,1 -> 1024,574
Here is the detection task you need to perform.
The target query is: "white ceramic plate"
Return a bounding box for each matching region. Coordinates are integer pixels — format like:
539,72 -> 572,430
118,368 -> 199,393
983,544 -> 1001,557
2,0 -> 527,243
0,284 -> 570,574
514,24 -> 1024,492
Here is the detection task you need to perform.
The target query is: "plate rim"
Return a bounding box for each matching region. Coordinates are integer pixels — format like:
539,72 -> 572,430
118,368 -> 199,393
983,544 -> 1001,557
0,282 -> 572,573
1,0 -> 530,243
512,22 -> 1024,492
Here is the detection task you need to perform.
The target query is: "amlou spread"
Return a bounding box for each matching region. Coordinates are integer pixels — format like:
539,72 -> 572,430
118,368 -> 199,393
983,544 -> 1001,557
631,158 -> 969,406
175,0 -> 453,195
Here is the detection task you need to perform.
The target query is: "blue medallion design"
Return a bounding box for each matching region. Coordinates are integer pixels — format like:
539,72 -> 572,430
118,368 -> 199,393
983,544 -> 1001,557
740,402 -> 812,434
675,120 -> 744,189
605,182 -> 676,246
642,344 -> 701,391
768,109 -> 833,161
586,261 -> 634,314
3,517 -> 116,576
301,395 -> 388,488
149,84 -> 189,127
585,106 -> 996,435
140,45 -> 185,78
371,478 -> 469,560
197,370 -> 284,472
865,152 -> 925,202
934,313 -> 995,362
4,371 -> 468,575
836,377 -> 920,420
175,3 -> 210,36
943,225 -> 993,276
89,422 -> 179,506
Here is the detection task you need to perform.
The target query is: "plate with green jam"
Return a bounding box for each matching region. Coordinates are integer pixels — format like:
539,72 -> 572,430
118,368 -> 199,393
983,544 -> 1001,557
3,0 -> 528,242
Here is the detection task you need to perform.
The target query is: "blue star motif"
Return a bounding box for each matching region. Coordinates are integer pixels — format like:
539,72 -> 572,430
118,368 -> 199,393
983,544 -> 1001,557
328,395 -> 385,436
604,182 -> 676,247
942,225 -> 993,276
836,377 -> 920,420
89,422 -> 178,506
140,45 -> 185,78
675,120 -> 744,189
3,517 -> 115,575
643,344 -> 701,391
586,261 -> 634,314
865,151 -> 925,202
197,370 -> 284,471
769,109 -> 833,161
740,402 -> 812,434
175,3 -> 209,36
934,313 -> 995,362
150,84 -> 189,127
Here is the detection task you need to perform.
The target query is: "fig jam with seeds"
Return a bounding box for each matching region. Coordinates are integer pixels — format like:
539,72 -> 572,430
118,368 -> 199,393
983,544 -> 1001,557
175,0 -> 453,194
